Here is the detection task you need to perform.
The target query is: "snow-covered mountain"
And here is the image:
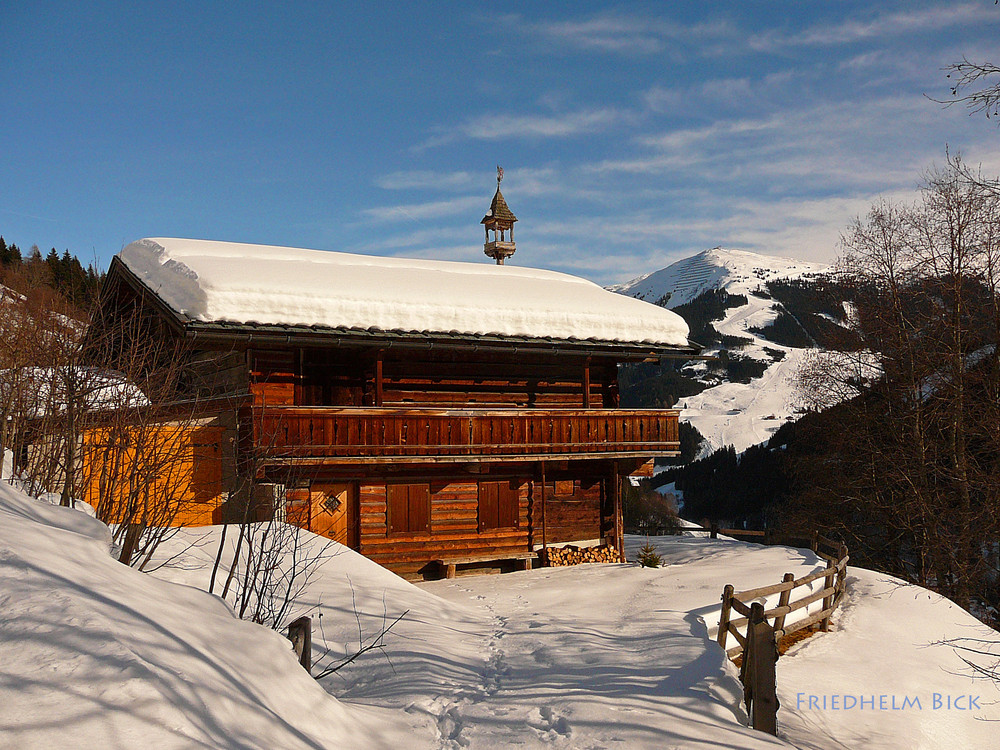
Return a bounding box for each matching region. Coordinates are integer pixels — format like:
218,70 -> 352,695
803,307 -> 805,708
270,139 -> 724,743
608,246 -> 827,309
611,247 -> 831,455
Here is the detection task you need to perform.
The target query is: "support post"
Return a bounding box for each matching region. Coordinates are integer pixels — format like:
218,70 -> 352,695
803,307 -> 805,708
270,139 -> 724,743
710,521 -> 719,539
613,460 -> 623,561
375,351 -> 384,407
836,544 -> 848,602
583,359 -> 591,409
821,562 -> 837,632
773,573 -> 795,635
745,602 -> 778,735
540,461 -> 547,558
287,615 -> 312,674
718,584 -> 734,652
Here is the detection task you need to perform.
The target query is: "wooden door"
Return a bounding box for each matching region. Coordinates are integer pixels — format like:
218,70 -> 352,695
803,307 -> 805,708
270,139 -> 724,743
310,482 -> 353,546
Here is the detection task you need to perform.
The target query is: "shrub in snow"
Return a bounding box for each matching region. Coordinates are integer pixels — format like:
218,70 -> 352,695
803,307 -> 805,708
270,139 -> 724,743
636,542 -> 663,568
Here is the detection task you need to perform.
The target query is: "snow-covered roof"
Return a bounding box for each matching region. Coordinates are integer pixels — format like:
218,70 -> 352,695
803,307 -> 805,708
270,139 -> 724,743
118,238 -> 690,348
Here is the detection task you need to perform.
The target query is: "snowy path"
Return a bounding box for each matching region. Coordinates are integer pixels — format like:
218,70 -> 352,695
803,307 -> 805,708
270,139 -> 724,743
416,542 -> 796,749
142,527 -> 1000,750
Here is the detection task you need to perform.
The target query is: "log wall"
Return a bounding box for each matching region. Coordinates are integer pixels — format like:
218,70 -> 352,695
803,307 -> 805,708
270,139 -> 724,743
355,473 -> 608,579
247,347 -> 620,410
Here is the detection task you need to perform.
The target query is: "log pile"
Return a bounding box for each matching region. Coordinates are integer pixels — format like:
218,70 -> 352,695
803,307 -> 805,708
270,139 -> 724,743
544,545 -> 623,566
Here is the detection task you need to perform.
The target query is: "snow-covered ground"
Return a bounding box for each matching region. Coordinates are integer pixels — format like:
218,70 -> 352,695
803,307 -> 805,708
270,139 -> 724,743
4,483 -> 999,749
150,526 -> 1000,749
612,247 -> 830,454
0,483 -> 414,749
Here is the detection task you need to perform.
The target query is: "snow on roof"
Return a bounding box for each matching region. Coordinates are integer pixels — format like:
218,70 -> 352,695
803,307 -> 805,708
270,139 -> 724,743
118,238 -> 690,347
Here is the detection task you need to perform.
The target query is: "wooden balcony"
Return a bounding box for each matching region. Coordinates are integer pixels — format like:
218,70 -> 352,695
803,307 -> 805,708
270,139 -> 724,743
251,406 -> 680,464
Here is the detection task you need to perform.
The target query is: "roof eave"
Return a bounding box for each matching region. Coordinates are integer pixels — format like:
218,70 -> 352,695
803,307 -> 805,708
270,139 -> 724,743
182,319 -> 699,360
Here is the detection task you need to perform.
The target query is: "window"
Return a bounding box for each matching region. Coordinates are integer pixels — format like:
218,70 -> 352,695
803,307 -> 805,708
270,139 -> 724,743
386,483 -> 430,534
479,480 -> 520,531
554,480 -> 575,497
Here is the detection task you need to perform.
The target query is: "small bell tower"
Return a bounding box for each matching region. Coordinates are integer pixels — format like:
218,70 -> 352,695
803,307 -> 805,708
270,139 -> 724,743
481,165 -> 517,265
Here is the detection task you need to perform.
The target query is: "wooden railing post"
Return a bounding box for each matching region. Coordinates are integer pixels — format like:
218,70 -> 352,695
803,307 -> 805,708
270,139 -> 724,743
821,560 -> 837,632
810,530 -> 819,554
745,602 -> 778,735
710,521 -> 719,539
287,615 -> 312,675
773,573 -> 795,634
836,544 -> 849,601
718,584 -> 734,651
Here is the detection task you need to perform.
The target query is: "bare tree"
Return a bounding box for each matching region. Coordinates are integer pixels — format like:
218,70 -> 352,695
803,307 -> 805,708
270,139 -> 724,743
935,56 -> 1000,121
791,161 -> 1000,616
206,427 -> 341,631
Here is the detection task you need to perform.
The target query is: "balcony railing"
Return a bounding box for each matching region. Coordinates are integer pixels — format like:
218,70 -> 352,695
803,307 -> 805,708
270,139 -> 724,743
251,406 -> 679,462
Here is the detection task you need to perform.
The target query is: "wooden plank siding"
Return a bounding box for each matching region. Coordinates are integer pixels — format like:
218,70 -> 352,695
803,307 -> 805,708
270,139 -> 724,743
79,424 -> 225,527
253,407 -> 680,462
541,479 -> 603,545
354,476 -> 609,578
247,347 -> 620,410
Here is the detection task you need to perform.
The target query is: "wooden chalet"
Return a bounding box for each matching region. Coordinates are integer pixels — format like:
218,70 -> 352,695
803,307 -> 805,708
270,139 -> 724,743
89,185 -> 696,579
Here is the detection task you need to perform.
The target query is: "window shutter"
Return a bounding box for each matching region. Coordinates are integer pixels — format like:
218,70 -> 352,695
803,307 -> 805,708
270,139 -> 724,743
409,484 -> 431,533
386,484 -> 408,534
479,481 -> 499,531
499,480 -> 519,528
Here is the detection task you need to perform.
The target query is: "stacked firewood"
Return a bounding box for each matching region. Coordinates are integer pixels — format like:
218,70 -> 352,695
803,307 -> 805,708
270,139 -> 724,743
544,545 -> 624,567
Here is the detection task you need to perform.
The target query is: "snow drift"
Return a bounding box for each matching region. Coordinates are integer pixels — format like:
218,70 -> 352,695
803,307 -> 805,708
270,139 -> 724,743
0,483 -> 408,750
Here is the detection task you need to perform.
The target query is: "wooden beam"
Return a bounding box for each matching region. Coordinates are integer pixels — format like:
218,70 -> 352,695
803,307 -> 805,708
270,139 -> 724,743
375,351 -> 384,407
613,460 -> 623,560
583,359 -> 591,409
540,460 -> 547,553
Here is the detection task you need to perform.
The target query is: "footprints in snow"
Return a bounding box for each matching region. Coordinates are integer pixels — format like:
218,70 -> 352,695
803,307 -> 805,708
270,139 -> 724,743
527,705 -> 573,740
437,589 -> 574,744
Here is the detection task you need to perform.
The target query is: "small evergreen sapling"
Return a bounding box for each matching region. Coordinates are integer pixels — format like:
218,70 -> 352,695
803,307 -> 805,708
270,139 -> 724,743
636,541 -> 663,568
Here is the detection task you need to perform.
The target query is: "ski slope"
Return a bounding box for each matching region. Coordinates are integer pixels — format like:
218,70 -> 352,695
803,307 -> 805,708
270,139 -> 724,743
611,247 -> 829,454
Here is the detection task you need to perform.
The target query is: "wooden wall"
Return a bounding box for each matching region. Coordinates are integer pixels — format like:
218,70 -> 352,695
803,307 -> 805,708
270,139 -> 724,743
79,423 -> 225,527
247,347 -> 621,409
540,478 -> 604,545
355,472 -> 608,579
379,351 -> 618,408
359,478 -> 531,579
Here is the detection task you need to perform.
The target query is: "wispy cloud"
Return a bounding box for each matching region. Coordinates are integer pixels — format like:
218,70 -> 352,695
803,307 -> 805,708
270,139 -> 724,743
416,107 -> 625,150
518,12 -> 736,55
363,195 -> 483,223
752,3 -> 986,50
376,170 -> 475,191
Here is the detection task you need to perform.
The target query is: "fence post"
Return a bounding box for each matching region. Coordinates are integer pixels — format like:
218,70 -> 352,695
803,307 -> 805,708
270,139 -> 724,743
746,602 -> 778,735
773,573 -> 795,635
287,615 -> 312,674
711,521 -> 719,539
821,561 -> 836,632
810,530 -> 819,554
836,544 -> 848,602
718,584 -> 734,652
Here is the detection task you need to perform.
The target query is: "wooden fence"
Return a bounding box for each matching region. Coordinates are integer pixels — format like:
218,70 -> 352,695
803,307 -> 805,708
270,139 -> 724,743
715,533 -> 849,735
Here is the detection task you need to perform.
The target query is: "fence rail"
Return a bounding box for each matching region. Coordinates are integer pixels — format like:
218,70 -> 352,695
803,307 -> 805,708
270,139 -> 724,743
715,533 -> 850,735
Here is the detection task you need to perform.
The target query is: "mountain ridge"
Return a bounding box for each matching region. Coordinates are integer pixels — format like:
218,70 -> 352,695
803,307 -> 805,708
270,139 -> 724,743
610,247 -> 838,456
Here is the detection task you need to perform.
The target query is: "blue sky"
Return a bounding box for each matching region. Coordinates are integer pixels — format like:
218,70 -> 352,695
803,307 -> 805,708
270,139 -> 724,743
1,2 -> 998,284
